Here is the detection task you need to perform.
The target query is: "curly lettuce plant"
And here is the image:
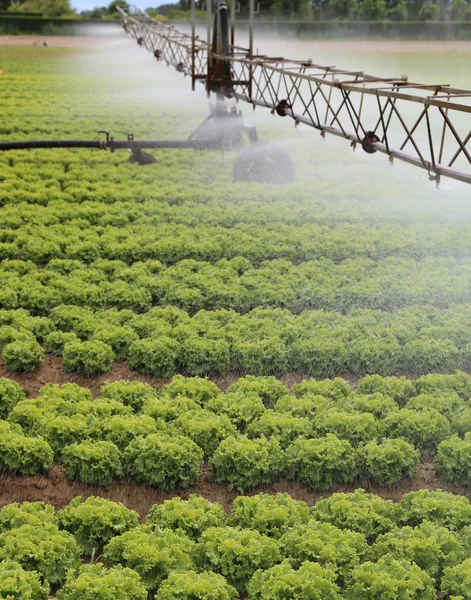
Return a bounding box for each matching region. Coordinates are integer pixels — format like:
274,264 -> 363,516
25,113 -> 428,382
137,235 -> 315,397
156,570 -> 237,600
146,495 -> 227,540
229,493 -> 309,538
58,496 -> 139,555
99,380 -> 157,412
104,526 -> 195,592
2,340 -> 45,373
285,434 -> 356,491
62,440 -> 123,486
124,433 -> 203,489
57,563 -> 147,600
160,374 -> 220,406
248,560 -> 341,600
210,435 -> 284,491
357,438 -> 420,487
62,340 -> 115,375
0,434 -> 53,475
345,556 -> 435,600
0,524 -> 80,585
0,559 -> 49,600
195,526 -> 280,593
0,377 -> 26,419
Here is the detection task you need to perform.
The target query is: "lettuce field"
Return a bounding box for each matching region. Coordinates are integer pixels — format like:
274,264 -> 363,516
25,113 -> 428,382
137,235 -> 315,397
2,39 -> 471,598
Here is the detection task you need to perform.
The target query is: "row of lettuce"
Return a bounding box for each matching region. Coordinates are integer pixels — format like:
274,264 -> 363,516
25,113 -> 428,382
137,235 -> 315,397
4,489 -> 471,598
4,213 -> 471,266
4,256 -> 471,314
3,373 -> 471,490
3,304 -> 471,377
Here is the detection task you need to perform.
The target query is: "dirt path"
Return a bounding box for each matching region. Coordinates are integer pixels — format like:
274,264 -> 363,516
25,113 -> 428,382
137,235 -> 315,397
0,461 -> 466,516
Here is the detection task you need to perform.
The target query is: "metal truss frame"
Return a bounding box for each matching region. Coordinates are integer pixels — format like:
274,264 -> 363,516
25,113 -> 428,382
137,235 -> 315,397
119,5 -> 471,186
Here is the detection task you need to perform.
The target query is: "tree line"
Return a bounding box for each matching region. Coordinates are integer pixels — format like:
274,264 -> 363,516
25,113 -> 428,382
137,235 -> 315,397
1,0 -> 470,24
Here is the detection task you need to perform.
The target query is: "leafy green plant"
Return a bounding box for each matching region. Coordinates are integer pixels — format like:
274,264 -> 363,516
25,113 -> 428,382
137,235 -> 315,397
161,375 -> 220,406
207,392 -> 266,431
357,438 -> 420,486
312,490 -> 401,541
414,372 -> 471,399
181,336 -> 230,376
274,393 -> 332,418
58,496 -> 139,555
291,378 -> 351,401
400,490 -> 471,530
226,376 -> 288,408
100,414 -> 159,450
345,556 -> 435,599
0,434 -> 53,475
0,326 -> 36,349
44,331 -> 78,356
356,375 -> 415,407
371,522 -> 466,585
195,526 -> 280,593
127,337 -> 179,377
229,493 -> 309,538
124,433 -> 203,489
314,410 -> 378,445
57,563 -> 147,600
2,340 -> 45,373
441,557 -> 471,599
210,435 -> 283,491
347,392 -> 399,418
381,408 -> 451,456
104,526 -> 195,592
0,377 -> 26,418
0,524 -> 80,585
62,440 -> 123,486
173,409 -> 236,458
37,414 -> 89,457
142,395 -> 201,422
99,380 -> 157,412
279,520 -> 368,582
91,326 -> 139,360
146,495 -> 227,540
39,382 -> 93,404
285,434 -> 356,491
405,392 -> 464,417
435,434 -> 471,486
248,559 -> 341,600
62,340 -> 115,375
0,559 -> 49,600
0,501 -> 56,532
246,410 -> 313,449
156,570 -> 238,600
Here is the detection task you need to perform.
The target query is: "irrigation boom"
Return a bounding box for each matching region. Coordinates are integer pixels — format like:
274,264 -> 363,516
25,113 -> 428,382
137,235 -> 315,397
119,3 -> 471,187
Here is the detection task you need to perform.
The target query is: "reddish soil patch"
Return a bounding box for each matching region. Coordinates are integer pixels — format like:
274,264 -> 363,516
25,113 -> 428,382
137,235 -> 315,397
0,461 -> 469,517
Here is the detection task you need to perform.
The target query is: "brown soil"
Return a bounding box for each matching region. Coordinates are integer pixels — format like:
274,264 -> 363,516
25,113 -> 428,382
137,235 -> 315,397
0,355 -> 334,399
0,461 -> 469,517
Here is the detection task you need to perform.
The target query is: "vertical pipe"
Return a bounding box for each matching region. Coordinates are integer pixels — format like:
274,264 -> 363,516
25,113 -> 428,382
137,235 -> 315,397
249,0 -> 254,58
191,0 -> 196,91
230,0 -> 235,50
248,0 -> 254,100
207,0 -> 212,95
